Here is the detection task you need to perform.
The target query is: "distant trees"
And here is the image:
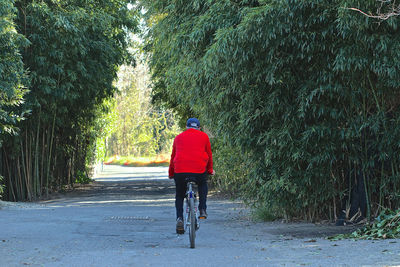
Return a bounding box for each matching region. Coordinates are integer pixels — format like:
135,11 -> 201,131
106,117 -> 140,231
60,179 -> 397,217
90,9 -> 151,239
0,0 -> 138,201
106,63 -> 179,157
141,0 -> 400,221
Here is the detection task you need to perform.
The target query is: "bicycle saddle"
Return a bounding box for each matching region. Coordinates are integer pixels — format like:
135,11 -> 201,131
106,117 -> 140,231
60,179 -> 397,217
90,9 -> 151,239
185,177 -> 197,183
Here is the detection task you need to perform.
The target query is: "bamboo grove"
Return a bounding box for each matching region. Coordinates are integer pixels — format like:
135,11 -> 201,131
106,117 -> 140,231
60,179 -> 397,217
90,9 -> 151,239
141,0 -> 400,221
0,0 -> 138,201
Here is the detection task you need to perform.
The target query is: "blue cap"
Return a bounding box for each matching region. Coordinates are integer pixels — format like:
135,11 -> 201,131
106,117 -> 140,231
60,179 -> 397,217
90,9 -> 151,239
186,118 -> 200,128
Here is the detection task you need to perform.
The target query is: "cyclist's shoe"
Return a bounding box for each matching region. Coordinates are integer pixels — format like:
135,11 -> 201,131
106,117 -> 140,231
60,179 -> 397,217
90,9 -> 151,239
199,209 -> 208,219
195,218 -> 200,231
176,217 -> 184,234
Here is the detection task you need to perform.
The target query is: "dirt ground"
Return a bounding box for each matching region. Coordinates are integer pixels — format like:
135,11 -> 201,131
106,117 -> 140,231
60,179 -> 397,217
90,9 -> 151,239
1,165 -> 399,267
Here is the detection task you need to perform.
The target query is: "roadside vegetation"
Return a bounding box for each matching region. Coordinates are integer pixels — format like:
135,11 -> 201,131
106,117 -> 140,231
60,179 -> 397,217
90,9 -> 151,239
0,0 -> 138,201
1,0 -> 400,240
329,209 -> 400,240
140,0 -> 400,226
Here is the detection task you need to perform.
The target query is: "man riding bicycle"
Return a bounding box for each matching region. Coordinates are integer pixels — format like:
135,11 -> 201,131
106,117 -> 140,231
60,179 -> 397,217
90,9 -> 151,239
168,118 -> 215,234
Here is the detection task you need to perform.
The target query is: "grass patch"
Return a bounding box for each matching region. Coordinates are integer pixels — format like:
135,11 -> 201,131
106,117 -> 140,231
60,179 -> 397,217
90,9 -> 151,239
252,205 -> 280,222
75,170 -> 93,184
104,155 -> 170,167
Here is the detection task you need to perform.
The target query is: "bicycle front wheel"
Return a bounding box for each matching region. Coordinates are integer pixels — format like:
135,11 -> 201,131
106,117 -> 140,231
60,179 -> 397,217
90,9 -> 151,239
188,197 -> 196,248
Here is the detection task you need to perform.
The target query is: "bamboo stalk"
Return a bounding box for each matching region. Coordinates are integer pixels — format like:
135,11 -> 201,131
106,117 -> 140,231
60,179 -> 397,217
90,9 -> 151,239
20,140 -> 31,200
41,129 -> 45,195
333,196 -> 337,222
24,131 -> 30,199
27,130 -> 34,199
348,160 -> 352,208
46,112 -> 56,197
16,157 -> 23,200
3,149 -> 15,201
71,149 -> 75,186
67,158 -> 71,186
35,109 -> 41,197
362,92 -> 371,220
379,162 -> 384,210
330,168 -> 336,222
393,161 -> 399,206
29,132 -> 34,199
363,154 -> 371,220
12,159 -> 20,200
45,128 -> 50,195
53,139 -> 58,189
390,161 -> 396,209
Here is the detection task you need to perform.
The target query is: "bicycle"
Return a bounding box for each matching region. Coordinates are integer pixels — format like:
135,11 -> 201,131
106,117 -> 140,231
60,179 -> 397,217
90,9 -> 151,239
184,177 -> 201,248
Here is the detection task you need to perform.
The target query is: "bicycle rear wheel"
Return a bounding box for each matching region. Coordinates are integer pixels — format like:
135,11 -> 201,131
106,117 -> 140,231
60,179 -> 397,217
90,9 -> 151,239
188,197 -> 196,248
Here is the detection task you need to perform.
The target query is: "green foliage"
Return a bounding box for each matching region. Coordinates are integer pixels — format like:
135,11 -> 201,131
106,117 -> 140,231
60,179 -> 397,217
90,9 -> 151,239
106,63 -> 179,157
0,0 -> 29,197
91,98 -> 116,165
142,0 -> 400,220
0,0 -> 29,138
74,170 -> 92,184
0,0 -> 139,201
0,175 -> 3,198
252,204 -> 281,222
329,209 -> 400,240
211,140 -> 250,198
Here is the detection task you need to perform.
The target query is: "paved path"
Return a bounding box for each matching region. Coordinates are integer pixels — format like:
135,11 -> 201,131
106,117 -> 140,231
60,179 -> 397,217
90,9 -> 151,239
1,165 -> 400,267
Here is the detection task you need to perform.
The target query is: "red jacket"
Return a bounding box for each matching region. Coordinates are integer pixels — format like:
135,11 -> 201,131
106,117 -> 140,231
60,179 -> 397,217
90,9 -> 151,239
169,128 -> 213,178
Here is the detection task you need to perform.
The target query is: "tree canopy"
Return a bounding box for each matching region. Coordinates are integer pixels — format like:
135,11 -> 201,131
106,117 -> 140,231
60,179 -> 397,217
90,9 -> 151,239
142,0 -> 400,220
0,0 -> 139,201
0,0 -> 29,140
2,0 -> 400,223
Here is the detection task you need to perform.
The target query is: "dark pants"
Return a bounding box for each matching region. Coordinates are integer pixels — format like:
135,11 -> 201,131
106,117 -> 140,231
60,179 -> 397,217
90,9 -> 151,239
174,172 -> 208,219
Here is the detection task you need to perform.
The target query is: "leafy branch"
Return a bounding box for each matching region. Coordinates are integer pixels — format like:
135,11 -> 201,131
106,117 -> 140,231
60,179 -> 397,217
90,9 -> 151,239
329,209 -> 400,240
347,0 -> 400,20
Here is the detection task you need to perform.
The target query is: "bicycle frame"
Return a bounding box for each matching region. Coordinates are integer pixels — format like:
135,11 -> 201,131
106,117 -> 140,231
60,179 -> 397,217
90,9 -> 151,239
184,180 -> 199,248
185,182 -> 199,230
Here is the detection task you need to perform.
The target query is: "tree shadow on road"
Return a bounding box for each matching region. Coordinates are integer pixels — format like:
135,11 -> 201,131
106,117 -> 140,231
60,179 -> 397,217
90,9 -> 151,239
264,222 -> 361,239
